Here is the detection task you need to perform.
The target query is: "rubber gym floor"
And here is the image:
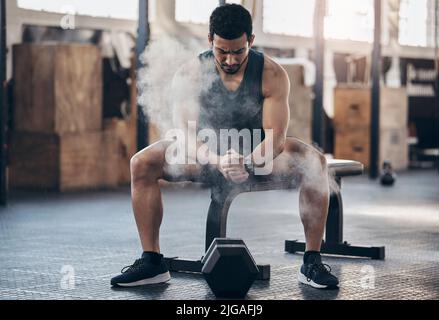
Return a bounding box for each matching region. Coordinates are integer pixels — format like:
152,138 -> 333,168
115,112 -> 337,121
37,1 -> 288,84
0,169 -> 438,300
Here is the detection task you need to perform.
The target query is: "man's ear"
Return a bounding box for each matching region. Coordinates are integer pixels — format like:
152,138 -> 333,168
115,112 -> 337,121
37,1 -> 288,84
208,34 -> 213,45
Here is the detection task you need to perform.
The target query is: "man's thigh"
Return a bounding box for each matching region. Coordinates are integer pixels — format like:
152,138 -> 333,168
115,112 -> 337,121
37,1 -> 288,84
138,138 -> 204,183
162,162 -> 210,183
251,137 -> 311,182
158,144 -> 216,184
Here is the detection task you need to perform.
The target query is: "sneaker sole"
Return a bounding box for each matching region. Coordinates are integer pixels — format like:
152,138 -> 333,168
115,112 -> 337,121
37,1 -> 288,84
115,271 -> 171,287
297,271 -> 332,289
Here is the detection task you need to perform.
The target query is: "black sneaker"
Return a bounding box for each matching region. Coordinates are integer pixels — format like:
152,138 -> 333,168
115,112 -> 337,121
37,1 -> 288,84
298,254 -> 339,289
111,253 -> 171,287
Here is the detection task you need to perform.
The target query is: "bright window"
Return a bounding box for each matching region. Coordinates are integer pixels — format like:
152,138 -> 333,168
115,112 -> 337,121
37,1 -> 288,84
325,0 -> 374,42
263,0 -> 316,37
398,0 -> 429,46
175,0 -> 242,25
263,0 -> 374,42
17,0 -> 139,20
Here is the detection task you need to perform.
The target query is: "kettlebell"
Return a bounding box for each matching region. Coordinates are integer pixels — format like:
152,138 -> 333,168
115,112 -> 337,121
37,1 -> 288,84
380,160 -> 396,186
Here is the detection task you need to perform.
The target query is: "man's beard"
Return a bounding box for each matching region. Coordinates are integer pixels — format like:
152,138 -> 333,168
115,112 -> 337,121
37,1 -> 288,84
215,55 -> 249,75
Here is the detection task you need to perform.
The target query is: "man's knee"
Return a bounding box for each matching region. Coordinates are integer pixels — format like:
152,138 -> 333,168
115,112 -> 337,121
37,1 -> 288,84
284,138 -> 327,173
284,137 -> 306,154
306,149 -> 327,175
130,143 -> 167,181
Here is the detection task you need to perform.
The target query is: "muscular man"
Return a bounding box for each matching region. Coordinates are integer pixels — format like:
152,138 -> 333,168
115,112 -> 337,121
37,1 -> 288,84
111,4 -> 338,290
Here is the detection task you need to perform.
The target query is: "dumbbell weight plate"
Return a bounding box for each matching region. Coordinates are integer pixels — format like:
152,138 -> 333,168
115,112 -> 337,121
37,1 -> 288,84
202,241 -> 259,298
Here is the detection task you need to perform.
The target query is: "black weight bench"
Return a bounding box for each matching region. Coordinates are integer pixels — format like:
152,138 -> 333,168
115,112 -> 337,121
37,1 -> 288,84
164,159 -> 385,280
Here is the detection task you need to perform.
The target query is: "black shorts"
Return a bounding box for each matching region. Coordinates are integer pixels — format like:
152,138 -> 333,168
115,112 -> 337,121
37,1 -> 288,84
198,164 -> 273,185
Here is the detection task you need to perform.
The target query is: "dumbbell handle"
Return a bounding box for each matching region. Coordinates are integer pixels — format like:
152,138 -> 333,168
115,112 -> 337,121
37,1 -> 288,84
164,257 -> 271,280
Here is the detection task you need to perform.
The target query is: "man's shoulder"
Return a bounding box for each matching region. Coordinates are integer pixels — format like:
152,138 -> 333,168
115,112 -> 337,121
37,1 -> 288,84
171,57 -> 205,89
263,54 -> 287,79
262,54 -> 290,97
174,57 -> 203,77
198,49 -> 213,61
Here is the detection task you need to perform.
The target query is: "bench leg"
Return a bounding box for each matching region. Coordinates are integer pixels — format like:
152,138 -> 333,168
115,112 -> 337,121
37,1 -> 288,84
162,191 -> 232,278
204,183 -> 250,251
284,240 -> 385,260
326,187 -> 344,244
205,199 -> 229,252
285,179 -> 385,260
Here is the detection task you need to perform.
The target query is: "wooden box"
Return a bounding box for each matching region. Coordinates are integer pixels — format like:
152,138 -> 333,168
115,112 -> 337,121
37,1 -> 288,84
380,87 -> 408,130
334,86 -> 371,130
13,44 -> 103,134
101,54 -> 139,185
282,63 -> 312,144
287,86 -> 313,143
380,128 -> 409,171
334,85 -> 409,170
335,128 -> 370,167
104,118 -> 137,185
9,131 -> 119,191
335,127 -> 408,171
334,86 -> 408,130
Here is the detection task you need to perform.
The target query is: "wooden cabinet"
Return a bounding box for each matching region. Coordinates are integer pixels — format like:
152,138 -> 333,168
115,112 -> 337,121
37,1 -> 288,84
9,131 -> 118,191
9,43 -> 128,190
334,85 -> 409,170
13,44 -> 103,134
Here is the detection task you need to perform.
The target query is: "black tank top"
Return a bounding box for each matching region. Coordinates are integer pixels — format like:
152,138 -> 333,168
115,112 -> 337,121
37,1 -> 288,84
198,49 -> 265,156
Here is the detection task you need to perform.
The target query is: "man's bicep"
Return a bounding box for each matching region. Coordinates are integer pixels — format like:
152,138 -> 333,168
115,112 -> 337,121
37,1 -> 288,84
262,96 -> 289,137
262,70 -> 290,136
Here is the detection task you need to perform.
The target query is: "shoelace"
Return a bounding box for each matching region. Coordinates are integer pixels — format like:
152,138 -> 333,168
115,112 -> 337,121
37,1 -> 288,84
307,263 -> 332,282
121,259 -> 144,274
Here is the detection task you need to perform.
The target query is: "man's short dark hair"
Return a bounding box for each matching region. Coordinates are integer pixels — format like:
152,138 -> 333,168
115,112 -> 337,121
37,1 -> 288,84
209,4 -> 253,40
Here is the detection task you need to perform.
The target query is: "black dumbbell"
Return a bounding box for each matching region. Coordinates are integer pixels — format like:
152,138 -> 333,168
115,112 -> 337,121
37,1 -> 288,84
201,238 -> 259,298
